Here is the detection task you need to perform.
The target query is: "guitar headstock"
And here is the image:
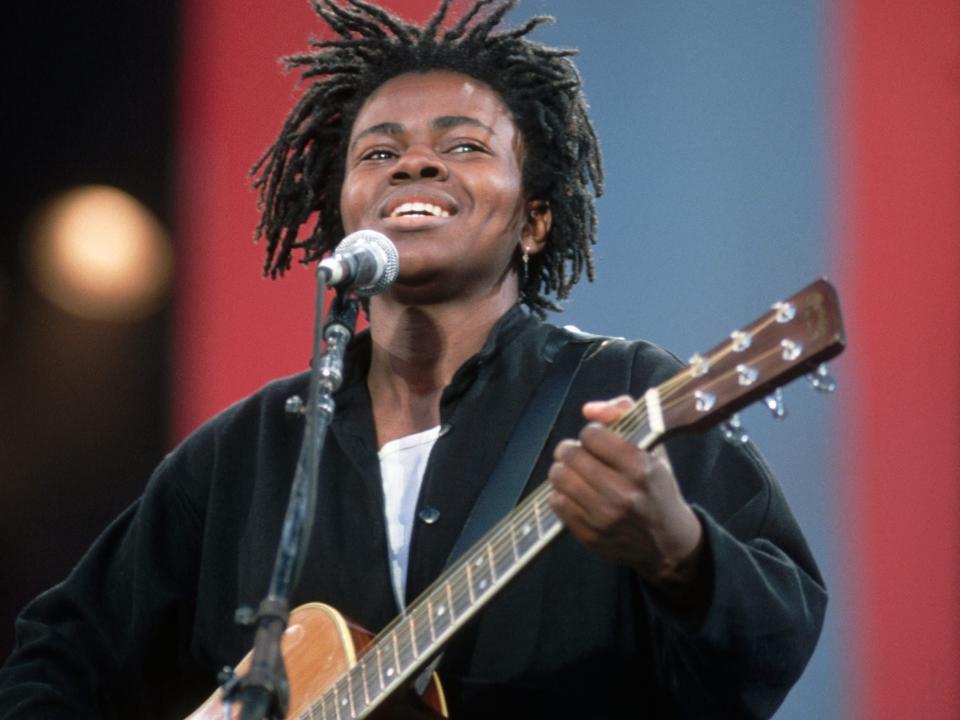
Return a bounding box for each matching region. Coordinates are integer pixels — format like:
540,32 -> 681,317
654,278 -> 845,439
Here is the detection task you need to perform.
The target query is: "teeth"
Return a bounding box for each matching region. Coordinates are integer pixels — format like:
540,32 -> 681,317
390,201 -> 450,218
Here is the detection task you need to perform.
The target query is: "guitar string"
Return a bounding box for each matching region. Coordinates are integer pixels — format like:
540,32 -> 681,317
310,313 -> 807,717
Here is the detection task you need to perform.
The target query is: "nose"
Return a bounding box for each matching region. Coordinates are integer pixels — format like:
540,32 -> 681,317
390,145 -> 448,183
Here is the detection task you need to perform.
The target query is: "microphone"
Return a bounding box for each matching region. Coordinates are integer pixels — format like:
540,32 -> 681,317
318,230 -> 399,296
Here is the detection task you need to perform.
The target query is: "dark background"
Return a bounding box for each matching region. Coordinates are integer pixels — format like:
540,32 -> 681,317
0,2 -> 179,658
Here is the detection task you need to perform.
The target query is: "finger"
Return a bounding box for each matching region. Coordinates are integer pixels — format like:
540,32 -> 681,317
582,395 -> 635,424
549,453 -> 637,537
554,432 -> 638,501
647,444 -> 676,482
578,422 -> 649,481
550,449 -> 645,539
548,479 -> 610,544
548,457 -> 605,518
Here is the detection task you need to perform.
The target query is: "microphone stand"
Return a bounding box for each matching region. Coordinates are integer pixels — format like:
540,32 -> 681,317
220,270 -> 360,720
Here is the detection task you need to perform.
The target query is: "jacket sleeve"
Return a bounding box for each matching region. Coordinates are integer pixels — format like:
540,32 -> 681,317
629,341 -> 827,718
0,444 -> 209,720
651,430 -> 826,717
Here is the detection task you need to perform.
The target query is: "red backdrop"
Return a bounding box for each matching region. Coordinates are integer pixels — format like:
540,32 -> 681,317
838,0 -> 960,717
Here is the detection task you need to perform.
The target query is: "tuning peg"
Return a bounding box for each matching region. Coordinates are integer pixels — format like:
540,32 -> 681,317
807,363 -> 837,393
721,414 -> 749,445
764,388 -> 787,419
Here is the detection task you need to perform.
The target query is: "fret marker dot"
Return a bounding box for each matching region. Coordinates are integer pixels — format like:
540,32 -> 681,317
521,523 -> 532,536
474,557 -> 483,567
479,579 -> 488,590
341,698 -> 348,706
386,668 -> 395,678
437,605 -> 446,616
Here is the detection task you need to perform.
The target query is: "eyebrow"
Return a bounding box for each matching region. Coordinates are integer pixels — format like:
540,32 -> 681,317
350,115 -> 495,151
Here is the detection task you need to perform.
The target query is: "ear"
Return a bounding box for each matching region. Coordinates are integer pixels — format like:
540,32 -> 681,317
520,200 -> 552,257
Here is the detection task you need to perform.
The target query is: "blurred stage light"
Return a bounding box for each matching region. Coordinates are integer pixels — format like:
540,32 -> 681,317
26,185 -> 174,321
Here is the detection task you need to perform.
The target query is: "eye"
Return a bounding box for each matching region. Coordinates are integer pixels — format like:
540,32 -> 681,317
448,141 -> 485,154
359,147 -> 396,161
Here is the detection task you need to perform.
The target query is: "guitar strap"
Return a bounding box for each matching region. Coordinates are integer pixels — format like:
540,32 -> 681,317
413,326 -> 600,694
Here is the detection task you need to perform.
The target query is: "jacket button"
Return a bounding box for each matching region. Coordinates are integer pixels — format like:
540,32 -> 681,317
418,507 -> 441,525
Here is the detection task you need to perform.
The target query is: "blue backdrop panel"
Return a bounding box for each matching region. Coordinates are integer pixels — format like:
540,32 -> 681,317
521,3 -> 838,717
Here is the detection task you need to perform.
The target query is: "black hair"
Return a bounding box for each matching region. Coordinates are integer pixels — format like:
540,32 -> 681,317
252,0 -> 603,315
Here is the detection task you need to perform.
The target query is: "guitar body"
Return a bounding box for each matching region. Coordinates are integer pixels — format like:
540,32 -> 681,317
186,603 -> 447,719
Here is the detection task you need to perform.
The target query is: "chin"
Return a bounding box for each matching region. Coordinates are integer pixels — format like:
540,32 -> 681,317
375,275 -> 464,307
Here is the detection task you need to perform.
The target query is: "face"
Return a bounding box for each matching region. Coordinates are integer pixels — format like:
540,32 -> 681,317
340,70 -> 549,304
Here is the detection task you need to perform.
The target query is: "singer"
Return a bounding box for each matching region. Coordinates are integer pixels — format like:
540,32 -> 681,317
0,2 -> 825,718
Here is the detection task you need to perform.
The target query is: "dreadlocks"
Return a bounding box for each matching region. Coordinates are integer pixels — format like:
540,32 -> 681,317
252,0 -> 603,315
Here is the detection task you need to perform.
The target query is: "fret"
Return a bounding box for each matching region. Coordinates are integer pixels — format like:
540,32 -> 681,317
398,616 -> 417,668
450,566 -> 472,619
533,497 -> 546,536
360,654 -> 376,706
313,691 -> 327,720
326,684 -> 336,720
404,615 -> 418,660
445,582 -> 456,628
349,655 -> 372,715
348,667 -> 364,718
411,605 -> 432,657
508,513 -> 520,562
469,548 -> 493,599
464,559 -> 475,604
380,630 -> 400,689
491,531 -> 513,579
332,679 -> 349,720
374,643 -> 385,693
537,502 -> 561,536
513,511 -> 540,557
428,584 -> 452,638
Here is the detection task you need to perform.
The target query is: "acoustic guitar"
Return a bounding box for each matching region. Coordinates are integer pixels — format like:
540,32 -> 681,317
188,277 -> 845,720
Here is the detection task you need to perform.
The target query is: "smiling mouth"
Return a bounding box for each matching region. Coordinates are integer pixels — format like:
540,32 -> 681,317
388,201 -> 452,219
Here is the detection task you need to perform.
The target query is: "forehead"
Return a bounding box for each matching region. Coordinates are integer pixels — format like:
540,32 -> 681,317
349,70 -> 517,140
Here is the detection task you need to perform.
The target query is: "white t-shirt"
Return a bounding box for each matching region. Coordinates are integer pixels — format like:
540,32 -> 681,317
377,425 -> 441,611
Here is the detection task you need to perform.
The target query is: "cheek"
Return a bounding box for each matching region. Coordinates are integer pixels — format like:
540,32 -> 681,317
475,164 -> 524,215
489,176 -> 527,233
339,174 -> 363,231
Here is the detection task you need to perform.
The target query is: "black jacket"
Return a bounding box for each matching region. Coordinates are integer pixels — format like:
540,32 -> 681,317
0,307 -> 826,718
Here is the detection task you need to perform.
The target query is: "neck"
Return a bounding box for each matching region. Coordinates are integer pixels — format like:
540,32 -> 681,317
365,287 -> 517,445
